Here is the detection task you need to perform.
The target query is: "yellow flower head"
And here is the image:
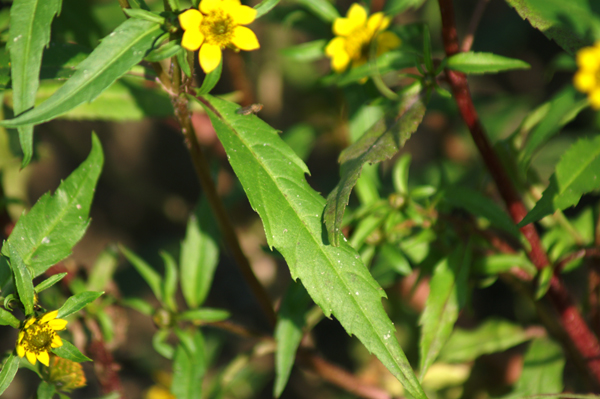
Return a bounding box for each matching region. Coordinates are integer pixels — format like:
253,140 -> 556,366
16,310 -> 67,367
179,0 -> 260,74
573,41 -> 600,109
41,355 -> 87,392
325,4 -> 401,73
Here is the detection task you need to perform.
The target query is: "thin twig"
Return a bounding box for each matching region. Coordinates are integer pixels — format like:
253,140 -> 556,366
460,0 -> 489,52
437,0 -> 600,387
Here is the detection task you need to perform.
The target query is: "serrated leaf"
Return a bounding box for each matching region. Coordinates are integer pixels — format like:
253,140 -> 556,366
196,94 -> 427,399
504,0 -> 599,54
1,134 -> 103,277
0,18 -> 163,128
443,186 -> 521,239
52,340 -> 92,362
509,338 -> 564,398
325,91 -> 426,246
6,241 -> 35,315
438,318 -> 532,363
180,198 -> 219,309
0,307 -> 20,328
520,135 -> 600,226
8,0 -> 62,166
160,251 -> 178,312
171,330 -> 206,399
419,243 -> 471,379
56,291 -> 103,319
274,281 -> 312,397
178,308 -> 230,322
0,354 -> 20,395
446,52 -> 530,74
119,244 -> 163,303
34,272 -> 67,293
294,0 -> 339,22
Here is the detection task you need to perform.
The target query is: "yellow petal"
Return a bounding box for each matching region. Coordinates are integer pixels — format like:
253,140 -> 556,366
325,37 -> 345,57
24,317 -> 36,329
199,43 -> 223,73
16,344 -> 25,358
17,330 -> 25,343
182,30 -> 205,51
229,4 -> 257,25
574,71 -> 596,92
376,31 -> 401,54
179,9 -> 203,31
331,51 -> 351,72
37,351 -> 50,367
367,13 -> 390,32
40,310 -> 58,324
589,88 -> 600,109
49,318 -> 68,331
576,47 -> 600,70
51,335 -> 63,348
333,4 -> 367,36
26,351 -> 37,365
200,0 -> 221,14
231,26 -> 260,50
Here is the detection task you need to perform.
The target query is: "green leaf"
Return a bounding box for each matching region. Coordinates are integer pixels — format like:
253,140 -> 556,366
419,243 -> 471,379
0,354 -> 20,395
519,86 -> 586,169
280,40 -> 326,62
294,0 -> 339,22
443,186 -> 521,239
510,338 -> 565,397
0,307 -> 20,328
274,281 -> 311,397
178,308 -> 230,322
119,244 -> 163,303
472,253 -> 537,277
37,381 -> 57,399
121,297 -> 155,315
153,329 -> 175,359
384,0 -> 426,15
504,0 -> 599,54
446,52 -> 530,74
87,246 -> 118,292
6,242 -> 35,315
123,8 -> 166,24
34,272 -> 67,293
535,266 -> 553,299
177,47 -> 192,78
438,318 -> 532,363
324,90 -> 426,246
56,291 -> 103,319
1,134 -> 103,277
392,154 -> 411,195
520,135 -> 600,226
0,18 -> 163,127
171,330 -> 206,399
160,251 -> 178,312
180,198 -> 219,309
144,39 -> 181,62
197,60 -> 222,95
8,0 -> 62,167
196,94 -> 427,399
254,0 -> 281,19
322,51 -> 416,86
52,340 -> 92,362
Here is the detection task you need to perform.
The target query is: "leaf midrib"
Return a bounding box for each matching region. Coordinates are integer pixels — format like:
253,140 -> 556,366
12,0 -> 41,112
557,141 -> 600,194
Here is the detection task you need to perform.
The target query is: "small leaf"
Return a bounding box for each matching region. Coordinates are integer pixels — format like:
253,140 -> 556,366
34,272 -> 67,293
0,18 -> 163,127
510,338 -> 565,397
180,198 -> 219,309
280,40 -> 326,62
171,330 -> 206,399
52,340 -> 92,362
0,354 -> 20,395
520,135 -> 600,226
325,89 -> 426,246
121,297 -> 155,315
535,266 -> 553,300
392,154 -> 411,195
144,39 -> 181,62
123,8 -> 166,24
419,243 -> 471,378
6,242 -> 35,315
178,308 -> 230,322
197,61 -> 222,95
160,251 -> 178,312
0,307 -> 20,328
254,0 -> 280,18
119,244 -> 163,303
274,281 -> 311,397
177,47 -> 192,78
1,133 -> 103,277
439,318 -> 532,363
294,0 -> 339,22
153,329 -> 175,360
56,291 -> 103,319
37,381 -> 57,399
87,246 -> 119,292
384,0 -> 426,15
472,253 -> 536,277
446,52 -> 530,74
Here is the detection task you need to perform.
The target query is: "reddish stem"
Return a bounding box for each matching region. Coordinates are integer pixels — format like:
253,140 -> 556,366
437,0 -> 600,386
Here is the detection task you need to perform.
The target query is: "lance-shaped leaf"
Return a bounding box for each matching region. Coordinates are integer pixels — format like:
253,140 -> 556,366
520,135 -> 600,226
0,18 -> 163,128
1,134 -> 103,277
419,243 -> 471,379
324,90 -> 426,246
171,329 -> 206,399
446,52 -> 530,74
57,291 -> 103,319
0,354 -> 20,395
52,340 -> 92,362
8,0 -> 62,166
196,94 -> 427,399
6,241 -> 35,315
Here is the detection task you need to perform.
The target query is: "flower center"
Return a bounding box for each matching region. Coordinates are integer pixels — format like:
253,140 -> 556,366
201,11 -> 235,48
344,26 -> 374,62
25,325 -> 55,352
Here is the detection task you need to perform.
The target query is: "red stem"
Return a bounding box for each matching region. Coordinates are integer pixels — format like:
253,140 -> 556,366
437,0 -> 600,386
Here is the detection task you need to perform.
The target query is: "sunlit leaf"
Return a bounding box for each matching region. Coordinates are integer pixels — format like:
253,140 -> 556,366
52,340 -> 92,362
56,291 -> 103,319
446,52 -> 530,74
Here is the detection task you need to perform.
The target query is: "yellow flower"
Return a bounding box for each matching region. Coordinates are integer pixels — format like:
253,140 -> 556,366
178,0 -> 260,74
325,4 -> 401,73
574,41 -> 600,109
16,310 -> 67,367
41,355 -> 87,392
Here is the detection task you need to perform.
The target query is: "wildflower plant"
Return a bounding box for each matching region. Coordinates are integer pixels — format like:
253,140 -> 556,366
0,0 -> 599,398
